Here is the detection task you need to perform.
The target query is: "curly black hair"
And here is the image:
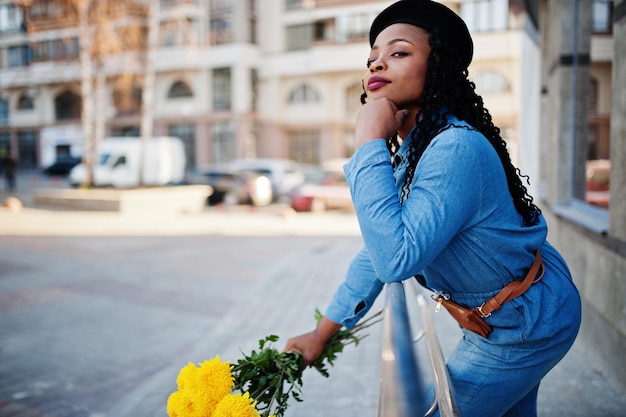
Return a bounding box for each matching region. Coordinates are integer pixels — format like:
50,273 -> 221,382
361,28 -> 540,227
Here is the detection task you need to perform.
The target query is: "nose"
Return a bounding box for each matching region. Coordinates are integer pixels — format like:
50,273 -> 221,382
369,56 -> 385,72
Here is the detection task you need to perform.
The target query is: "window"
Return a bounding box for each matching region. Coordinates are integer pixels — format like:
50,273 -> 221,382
100,153 -> 112,165
55,144 -> 70,158
0,98 -> 8,125
213,68 -> 232,111
0,132 -> 10,157
161,19 -> 201,47
33,41 -> 51,61
168,81 -> 193,98
461,0 -> 508,33
210,16 -> 232,44
111,126 -> 140,137
169,124 -> 196,169
54,91 -> 81,120
114,86 -> 142,115
343,129 -> 356,158
592,1 -> 613,33
17,131 -> 37,171
286,0 -> 313,10
112,156 -> 127,168
161,0 -> 201,7
211,121 -> 234,164
161,22 -> 176,46
286,0 -> 301,10
250,69 -> 258,111
0,4 -> 26,34
17,94 -> 34,110
314,18 -> 335,43
589,78 -> 599,115
289,84 -> 319,104
210,0 -> 233,45
30,1 -> 65,19
473,70 -> 510,94
8,45 -> 31,67
336,13 -> 376,42
345,82 -> 362,118
33,38 -> 79,61
288,130 -> 319,164
286,24 -> 312,51
586,78 -> 610,209
248,0 -> 257,44
65,37 -> 79,57
541,1 -> 616,225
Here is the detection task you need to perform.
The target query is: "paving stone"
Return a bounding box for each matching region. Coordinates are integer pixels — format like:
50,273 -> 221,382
0,205 -> 624,417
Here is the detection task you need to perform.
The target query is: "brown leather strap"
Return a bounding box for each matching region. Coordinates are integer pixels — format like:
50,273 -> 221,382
476,250 -> 544,318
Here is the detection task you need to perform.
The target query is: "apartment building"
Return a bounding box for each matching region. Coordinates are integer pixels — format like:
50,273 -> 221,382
0,0 -> 558,170
0,0 -> 261,170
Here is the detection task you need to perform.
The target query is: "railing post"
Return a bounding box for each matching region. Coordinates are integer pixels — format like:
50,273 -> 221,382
378,281 -> 428,417
408,279 -> 461,417
378,280 -> 462,417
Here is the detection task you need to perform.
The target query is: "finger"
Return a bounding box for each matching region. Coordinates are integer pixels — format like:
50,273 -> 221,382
395,109 -> 410,124
285,349 -> 310,367
285,347 -> 303,356
391,101 -> 402,114
300,354 -> 313,367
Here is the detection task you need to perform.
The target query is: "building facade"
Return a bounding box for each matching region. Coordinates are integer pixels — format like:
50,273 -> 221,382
534,0 -> 625,394
2,0 -> 541,171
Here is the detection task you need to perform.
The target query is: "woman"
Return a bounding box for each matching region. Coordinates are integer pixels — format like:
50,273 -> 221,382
285,1 -> 581,416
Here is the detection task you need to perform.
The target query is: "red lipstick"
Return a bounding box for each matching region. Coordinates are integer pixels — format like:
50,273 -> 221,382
367,76 -> 390,90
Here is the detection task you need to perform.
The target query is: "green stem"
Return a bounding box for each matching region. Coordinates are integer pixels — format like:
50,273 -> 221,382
262,362 -> 289,416
232,309 -> 383,417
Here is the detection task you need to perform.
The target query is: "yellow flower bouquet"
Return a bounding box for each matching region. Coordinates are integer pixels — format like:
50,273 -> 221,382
167,309 -> 381,417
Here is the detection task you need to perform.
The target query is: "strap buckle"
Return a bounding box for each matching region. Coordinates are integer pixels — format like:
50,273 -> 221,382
477,303 -> 491,318
431,291 -> 450,314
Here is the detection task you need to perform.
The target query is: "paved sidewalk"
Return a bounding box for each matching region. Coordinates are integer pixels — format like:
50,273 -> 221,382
1,196 -> 625,416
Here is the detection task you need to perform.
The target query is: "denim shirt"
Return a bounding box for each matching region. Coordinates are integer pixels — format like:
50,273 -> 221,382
325,114 -> 555,330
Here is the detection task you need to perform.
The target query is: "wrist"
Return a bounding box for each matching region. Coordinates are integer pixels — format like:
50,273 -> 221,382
314,317 -> 342,345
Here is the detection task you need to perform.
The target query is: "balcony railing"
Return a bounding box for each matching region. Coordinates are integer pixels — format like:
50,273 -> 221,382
378,279 -> 461,417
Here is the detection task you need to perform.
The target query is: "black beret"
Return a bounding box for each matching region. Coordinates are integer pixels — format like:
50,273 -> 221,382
369,0 -> 473,68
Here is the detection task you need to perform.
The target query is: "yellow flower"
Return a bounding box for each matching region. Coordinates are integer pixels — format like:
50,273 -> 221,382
167,356 -> 235,417
175,362 -> 199,390
167,390 -> 196,417
213,392 -> 261,417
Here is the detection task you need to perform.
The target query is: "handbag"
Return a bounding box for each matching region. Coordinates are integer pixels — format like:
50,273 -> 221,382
435,296 -> 493,337
432,250 -> 544,338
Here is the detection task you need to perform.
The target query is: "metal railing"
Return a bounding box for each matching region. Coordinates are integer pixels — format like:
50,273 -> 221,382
378,279 -> 461,417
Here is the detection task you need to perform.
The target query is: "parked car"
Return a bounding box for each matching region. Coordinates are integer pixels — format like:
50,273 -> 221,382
287,169 -> 353,212
585,159 -> 610,208
228,158 -> 306,201
43,156 -> 82,176
185,167 -> 273,206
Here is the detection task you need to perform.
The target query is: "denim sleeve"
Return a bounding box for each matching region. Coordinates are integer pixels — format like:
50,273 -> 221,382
324,245 -> 385,329
344,130 -> 484,283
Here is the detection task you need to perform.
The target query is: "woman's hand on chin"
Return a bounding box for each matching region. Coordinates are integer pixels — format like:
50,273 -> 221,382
355,97 -> 410,146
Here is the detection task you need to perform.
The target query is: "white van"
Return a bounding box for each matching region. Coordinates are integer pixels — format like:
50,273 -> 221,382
69,136 -> 186,188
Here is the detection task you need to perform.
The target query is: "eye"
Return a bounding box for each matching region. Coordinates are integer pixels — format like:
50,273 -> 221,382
391,51 -> 409,57
366,58 -> 373,68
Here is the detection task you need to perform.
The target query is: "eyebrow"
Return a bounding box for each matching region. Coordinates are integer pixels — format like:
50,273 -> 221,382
371,38 -> 414,50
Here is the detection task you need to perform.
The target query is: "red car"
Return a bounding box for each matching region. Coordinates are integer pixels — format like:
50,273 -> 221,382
585,159 -> 610,208
288,170 -> 353,212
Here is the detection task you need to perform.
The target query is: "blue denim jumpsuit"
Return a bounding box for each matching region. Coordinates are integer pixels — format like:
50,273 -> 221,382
324,114 -> 582,417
